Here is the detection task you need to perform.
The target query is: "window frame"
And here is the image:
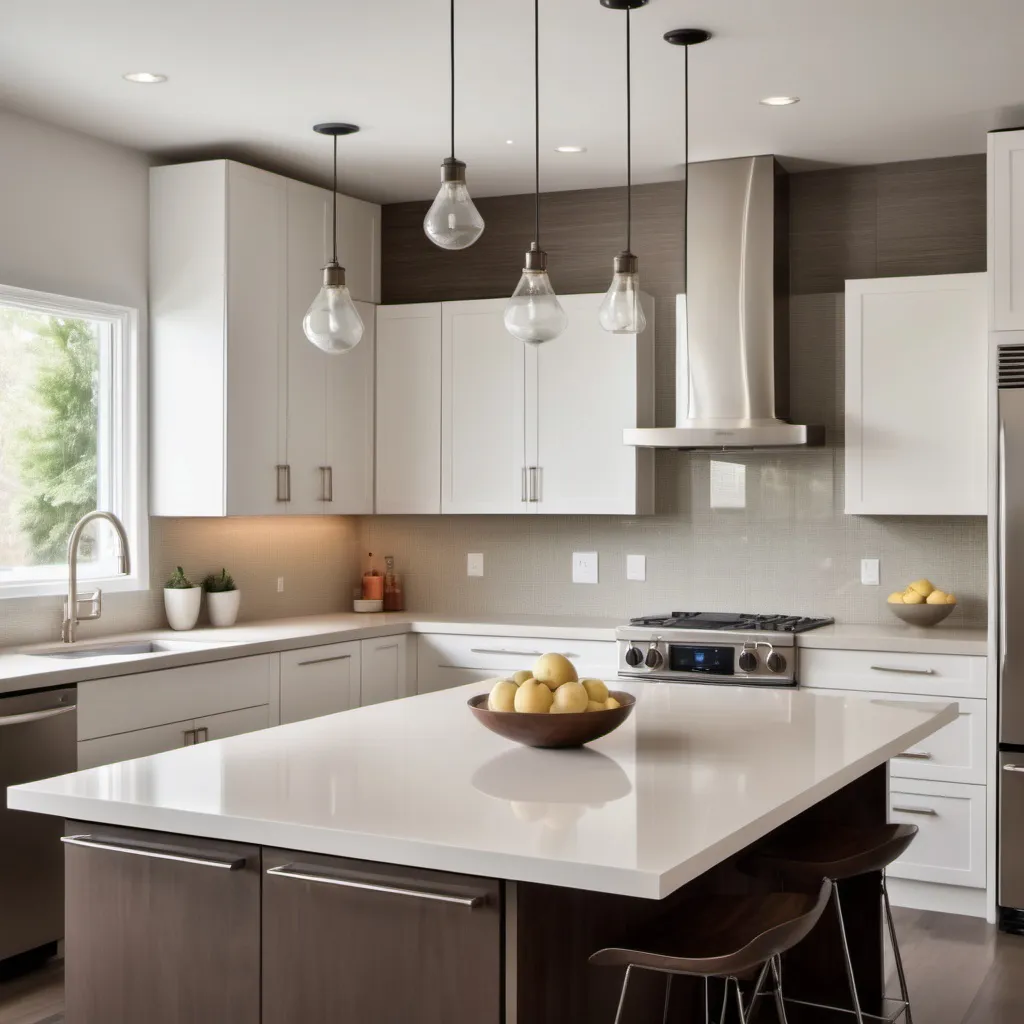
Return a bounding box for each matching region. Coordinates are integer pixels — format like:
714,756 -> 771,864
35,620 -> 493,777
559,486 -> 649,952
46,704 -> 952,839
0,283 -> 148,599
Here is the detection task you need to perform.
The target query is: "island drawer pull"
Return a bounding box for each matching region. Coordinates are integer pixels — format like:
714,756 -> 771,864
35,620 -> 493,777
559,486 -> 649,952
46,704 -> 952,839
61,835 -> 246,870
891,806 -> 939,817
374,643 -> 400,652
894,751 -> 932,761
266,865 -> 483,907
0,705 -> 76,728
1004,764 -> 1024,773
870,665 -> 936,676
297,654 -> 353,667
469,648 -> 579,658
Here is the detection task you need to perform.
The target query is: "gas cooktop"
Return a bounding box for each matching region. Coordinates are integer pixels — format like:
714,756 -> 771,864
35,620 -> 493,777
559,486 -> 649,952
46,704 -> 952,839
626,612 -> 835,634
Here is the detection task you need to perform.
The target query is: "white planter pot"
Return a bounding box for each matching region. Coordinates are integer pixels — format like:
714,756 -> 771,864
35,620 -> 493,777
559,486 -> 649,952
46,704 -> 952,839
207,589 -> 241,628
164,587 -> 202,631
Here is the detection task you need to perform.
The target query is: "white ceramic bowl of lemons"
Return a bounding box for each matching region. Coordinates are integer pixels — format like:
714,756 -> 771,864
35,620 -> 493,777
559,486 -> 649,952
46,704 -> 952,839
887,578 -> 957,627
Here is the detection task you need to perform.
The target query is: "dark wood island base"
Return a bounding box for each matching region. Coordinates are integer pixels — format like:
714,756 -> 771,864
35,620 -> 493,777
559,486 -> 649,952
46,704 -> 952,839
62,766 -> 885,1024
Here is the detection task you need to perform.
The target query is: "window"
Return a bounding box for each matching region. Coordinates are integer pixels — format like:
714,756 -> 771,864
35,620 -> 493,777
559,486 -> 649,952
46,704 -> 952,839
0,284 -> 145,598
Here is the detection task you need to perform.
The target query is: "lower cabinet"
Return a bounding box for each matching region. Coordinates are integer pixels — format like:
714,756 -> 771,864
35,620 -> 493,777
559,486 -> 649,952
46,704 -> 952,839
261,848 -> 501,1024
280,642 -> 361,724
360,635 -> 411,705
63,822 -> 260,1024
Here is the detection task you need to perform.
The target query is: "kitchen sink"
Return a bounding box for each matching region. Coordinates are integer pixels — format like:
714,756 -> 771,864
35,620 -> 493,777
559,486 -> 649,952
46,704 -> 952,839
27,639 -> 231,660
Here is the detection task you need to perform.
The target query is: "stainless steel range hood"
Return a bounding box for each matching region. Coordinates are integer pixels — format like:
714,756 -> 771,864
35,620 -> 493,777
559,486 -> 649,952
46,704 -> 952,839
624,155 -> 824,450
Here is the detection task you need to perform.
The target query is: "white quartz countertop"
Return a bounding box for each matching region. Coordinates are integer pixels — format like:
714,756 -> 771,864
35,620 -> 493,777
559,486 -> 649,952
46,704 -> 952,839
8,681 -> 957,899
0,612 -> 987,694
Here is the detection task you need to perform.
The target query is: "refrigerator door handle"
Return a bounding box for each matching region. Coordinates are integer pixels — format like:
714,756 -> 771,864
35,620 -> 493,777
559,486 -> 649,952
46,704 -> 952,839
1001,414 -> 1008,682
1005,764 -> 1024,773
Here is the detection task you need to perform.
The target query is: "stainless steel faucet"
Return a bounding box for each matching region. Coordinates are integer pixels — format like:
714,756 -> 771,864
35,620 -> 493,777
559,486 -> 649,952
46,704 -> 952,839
62,511 -> 132,643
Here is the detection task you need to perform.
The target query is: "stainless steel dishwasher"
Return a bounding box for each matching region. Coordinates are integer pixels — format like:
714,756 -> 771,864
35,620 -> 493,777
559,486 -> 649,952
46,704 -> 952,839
0,686 -> 76,964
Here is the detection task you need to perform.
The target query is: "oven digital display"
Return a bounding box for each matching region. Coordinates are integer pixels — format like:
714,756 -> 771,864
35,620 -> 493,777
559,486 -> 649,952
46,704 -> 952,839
668,645 -> 734,675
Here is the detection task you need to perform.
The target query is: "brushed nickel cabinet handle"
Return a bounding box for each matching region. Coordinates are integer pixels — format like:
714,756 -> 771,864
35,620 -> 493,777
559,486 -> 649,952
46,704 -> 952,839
183,728 -> 197,746
0,705 -> 76,728
276,465 -> 291,502
266,864 -> 483,907
894,751 -> 933,761
870,665 -> 936,676
297,653 -> 353,667
521,467 -> 528,503
318,466 -> 334,502
374,643 -> 400,652
891,806 -> 938,816
62,835 -> 245,870
528,466 -> 540,503
1004,764 -> 1024,773
196,726 -> 209,743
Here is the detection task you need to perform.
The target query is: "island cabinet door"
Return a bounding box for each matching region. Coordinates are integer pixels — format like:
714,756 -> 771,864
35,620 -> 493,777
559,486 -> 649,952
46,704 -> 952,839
262,849 -> 502,1024
63,822 -> 260,1024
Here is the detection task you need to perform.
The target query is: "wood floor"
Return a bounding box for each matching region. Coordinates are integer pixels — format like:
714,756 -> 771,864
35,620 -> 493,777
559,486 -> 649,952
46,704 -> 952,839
0,908 -> 1021,1023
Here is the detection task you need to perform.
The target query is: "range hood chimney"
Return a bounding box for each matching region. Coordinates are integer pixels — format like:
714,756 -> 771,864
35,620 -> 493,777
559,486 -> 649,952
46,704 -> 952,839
624,155 -> 824,449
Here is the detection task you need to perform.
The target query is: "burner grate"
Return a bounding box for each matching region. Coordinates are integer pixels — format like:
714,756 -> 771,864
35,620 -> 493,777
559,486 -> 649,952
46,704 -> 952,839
628,612 -> 834,634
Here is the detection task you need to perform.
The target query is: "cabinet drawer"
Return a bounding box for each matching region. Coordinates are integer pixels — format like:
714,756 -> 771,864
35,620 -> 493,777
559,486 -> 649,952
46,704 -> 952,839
78,655 -> 276,741
801,648 -> 986,699
888,779 -> 986,888
78,720 -> 194,769
416,634 -> 617,694
280,642 -> 360,724
360,635 -> 410,706
195,705 -> 271,742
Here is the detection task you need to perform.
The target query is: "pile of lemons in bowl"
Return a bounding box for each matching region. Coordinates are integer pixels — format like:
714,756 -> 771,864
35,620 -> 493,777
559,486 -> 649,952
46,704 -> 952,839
486,653 -> 621,714
887,578 -> 957,606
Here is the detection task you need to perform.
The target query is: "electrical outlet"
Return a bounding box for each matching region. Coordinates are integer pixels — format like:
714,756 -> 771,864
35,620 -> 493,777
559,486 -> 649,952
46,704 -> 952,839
626,554 -> 646,582
860,558 -> 880,586
276,577 -> 285,593
467,553 -> 484,577
572,552 -> 599,585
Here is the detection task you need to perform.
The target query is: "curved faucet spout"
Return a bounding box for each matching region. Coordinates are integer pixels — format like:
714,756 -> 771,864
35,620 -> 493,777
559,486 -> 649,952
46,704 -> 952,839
62,511 -> 132,644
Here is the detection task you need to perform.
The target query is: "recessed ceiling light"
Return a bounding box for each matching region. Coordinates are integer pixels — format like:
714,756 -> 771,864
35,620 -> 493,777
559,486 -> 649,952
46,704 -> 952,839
759,95 -> 799,106
123,72 -> 167,84
555,145 -> 587,154
506,139 -> 514,145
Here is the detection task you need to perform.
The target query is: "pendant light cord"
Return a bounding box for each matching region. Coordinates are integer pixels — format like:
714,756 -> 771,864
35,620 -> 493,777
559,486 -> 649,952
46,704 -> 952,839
534,0 -> 540,249
683,40 -> 689,295
450,0 -> 456,160
332,134 -> 339,265
626,7 -> 632,254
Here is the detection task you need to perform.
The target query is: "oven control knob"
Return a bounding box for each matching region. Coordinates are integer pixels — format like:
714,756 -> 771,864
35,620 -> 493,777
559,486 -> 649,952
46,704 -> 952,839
738,649 -> 758,673
645,645 -> 664,670
767,651 -> 787,674
625,644 -> 644,668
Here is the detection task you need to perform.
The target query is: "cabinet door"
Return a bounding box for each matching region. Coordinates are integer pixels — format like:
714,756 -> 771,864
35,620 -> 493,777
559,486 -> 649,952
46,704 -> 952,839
335,191 -> 381,304
360,636 -> 409,706
64,822 -> 260,1024
224,163 -> 288,516
194,704 -> 271,743
280,642 -> 361,724
323,299 -> 375,514
533,293 -> 655,514
845,274 -> 988,515
989,130 -> 1024,332
441,299 -> 527,514
375,304 -> 443,513
262,849 -> 500,1024
78,719 -> 195,770
285,179 -> 331,514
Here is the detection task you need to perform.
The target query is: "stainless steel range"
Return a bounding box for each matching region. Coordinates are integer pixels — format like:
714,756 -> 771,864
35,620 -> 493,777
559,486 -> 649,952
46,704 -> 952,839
616,612 -> 835,687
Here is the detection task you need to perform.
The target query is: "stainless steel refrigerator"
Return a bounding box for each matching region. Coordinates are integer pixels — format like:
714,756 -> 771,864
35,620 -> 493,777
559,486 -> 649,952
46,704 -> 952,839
999,345 -> 1024,932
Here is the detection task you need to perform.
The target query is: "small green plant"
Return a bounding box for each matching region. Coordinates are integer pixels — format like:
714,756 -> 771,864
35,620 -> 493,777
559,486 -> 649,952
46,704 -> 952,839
203,568 -> 237,593
165,566 -> 195,589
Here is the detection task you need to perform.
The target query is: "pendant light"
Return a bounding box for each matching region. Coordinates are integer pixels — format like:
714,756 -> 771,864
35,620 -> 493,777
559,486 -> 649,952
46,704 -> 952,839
503,0 -> 567,346
423,0 -> 485,249
598,0 -> 647,335
303,123 -> 365,354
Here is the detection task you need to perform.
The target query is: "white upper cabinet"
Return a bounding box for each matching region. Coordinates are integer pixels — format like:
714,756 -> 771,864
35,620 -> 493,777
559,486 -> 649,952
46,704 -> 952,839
375,304 -> 443,514
845,274 -> 988,515
988,129 -> 1024,332
150,160 -> 380,517
441,299 -> 528,514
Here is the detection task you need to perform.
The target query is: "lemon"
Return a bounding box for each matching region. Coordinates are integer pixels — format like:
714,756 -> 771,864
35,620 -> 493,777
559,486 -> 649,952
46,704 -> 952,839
488,680 -> 519,713
887,592 -> 905,604
551,681 -> 589,714
514,678 -> 553,713
926,590 -> 948,605
586,700 -> 606,712
581,678 -> 609,703
907,579 -> 935,598
604,696 -> 622,710
902,590 -> 926,605
946,593 -> 957,605
512,670 -> 533,685
532,653 -> 578,690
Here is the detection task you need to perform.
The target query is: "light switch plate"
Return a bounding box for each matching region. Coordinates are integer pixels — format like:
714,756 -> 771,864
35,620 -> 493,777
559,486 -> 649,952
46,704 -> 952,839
572,552 -> 599,585
861,558 -> 880,586
626,554 -> 646,582
467,553 -> 484,577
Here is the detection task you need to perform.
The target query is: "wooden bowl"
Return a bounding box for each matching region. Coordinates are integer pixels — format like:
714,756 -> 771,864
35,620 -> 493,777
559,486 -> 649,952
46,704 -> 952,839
887,602 -> 955,628
467,691 -> 636,749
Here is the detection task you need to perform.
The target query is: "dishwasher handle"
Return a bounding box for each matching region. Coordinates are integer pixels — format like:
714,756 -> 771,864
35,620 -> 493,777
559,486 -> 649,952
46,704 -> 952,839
0,704 -> 76,728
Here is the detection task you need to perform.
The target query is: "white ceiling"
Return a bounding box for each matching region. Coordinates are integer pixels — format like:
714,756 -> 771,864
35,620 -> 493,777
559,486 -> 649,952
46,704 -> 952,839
2,0 -> 1023,205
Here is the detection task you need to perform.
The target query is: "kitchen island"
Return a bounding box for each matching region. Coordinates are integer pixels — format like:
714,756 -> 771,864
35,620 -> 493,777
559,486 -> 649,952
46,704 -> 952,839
8,680 -> 956,1024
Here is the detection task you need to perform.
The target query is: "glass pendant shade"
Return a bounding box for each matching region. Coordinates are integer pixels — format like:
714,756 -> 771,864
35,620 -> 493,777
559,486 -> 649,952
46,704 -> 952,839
424,158 -> 484,250
598,251 -> 647,334
302,264 -> 365,354
504,245 -> 567,345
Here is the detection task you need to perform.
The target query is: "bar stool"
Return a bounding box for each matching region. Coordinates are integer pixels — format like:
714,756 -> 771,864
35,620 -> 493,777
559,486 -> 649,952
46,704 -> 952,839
751,822 -> 918,1024
589,878 -> 832,1024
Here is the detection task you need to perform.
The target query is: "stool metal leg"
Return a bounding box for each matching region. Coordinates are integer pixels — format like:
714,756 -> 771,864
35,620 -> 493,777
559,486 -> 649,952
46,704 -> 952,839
613,964 -> 633,1024
771,956 -> 789,1024
662,973 -> 673,1024
718,979 -> 729,1024
832,881 -> 866,1024
731,977 -> 748,1024
882,878 -> 914,1024
704,976 -> 710,1024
